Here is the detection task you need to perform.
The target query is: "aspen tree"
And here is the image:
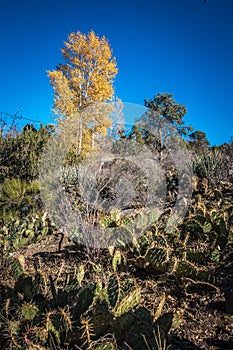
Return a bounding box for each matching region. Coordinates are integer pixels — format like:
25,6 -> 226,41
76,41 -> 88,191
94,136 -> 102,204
48,31 -> 118,156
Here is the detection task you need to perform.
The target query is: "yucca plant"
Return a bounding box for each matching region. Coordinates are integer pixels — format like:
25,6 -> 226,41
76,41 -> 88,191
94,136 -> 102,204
0,177 -> 41,216
192,148 -> 228,185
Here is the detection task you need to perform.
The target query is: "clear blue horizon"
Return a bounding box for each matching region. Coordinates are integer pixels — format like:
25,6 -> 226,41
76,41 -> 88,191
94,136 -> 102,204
0,0 -> 232,145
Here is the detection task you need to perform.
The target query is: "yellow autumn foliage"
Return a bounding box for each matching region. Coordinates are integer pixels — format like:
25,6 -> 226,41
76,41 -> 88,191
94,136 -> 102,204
47,30 -> 118,157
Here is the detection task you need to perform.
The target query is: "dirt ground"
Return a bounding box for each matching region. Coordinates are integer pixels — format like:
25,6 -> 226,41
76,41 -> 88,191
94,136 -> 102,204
2,233 -> 233,350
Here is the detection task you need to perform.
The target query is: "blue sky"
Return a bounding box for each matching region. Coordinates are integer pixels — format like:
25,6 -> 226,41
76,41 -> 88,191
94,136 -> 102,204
0,0 -> 232,145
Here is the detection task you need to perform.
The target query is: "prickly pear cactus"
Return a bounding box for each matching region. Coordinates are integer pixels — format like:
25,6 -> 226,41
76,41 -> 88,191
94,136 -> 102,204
33,270 -> 47,295
175,260 -> 197,279
144,246 -> 169,272
112,250 -> 121,272
107,273 -> 120,309
76,284 -> 95,316
95,343 -> 115,350
14,275 -> 34,301
11,255 -> 25,279
77,265 -> 85,286
21,302 -> 39,320
114,288 -> 141,317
